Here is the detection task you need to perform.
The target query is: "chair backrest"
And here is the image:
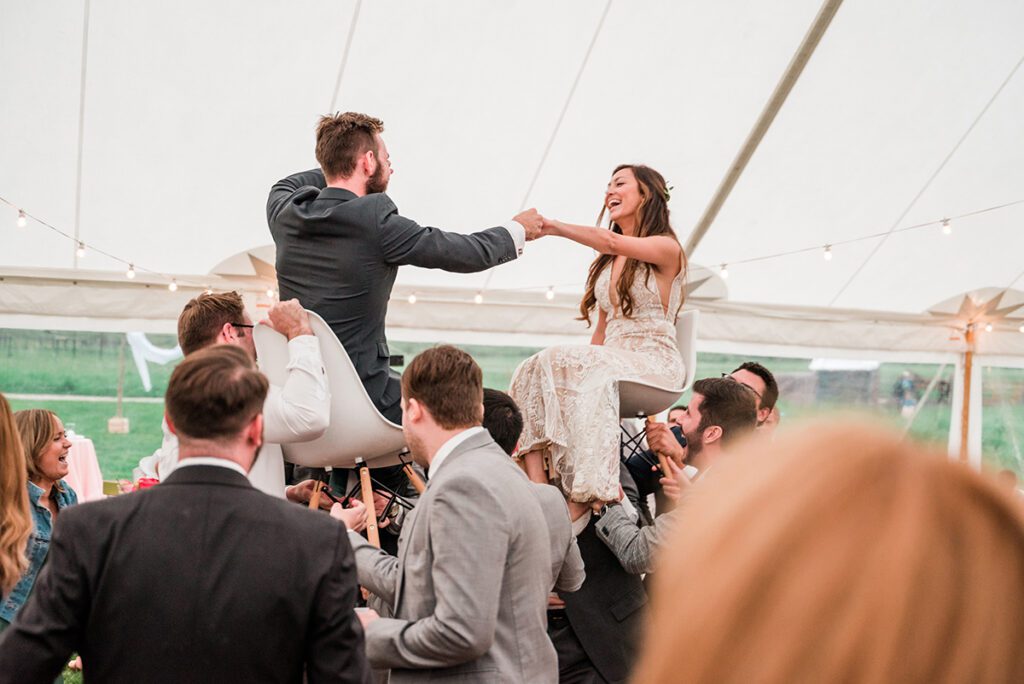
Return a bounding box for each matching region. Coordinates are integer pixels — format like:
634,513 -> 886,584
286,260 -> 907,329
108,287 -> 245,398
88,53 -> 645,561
254,311 -> 407,468
675,309 -> 699,393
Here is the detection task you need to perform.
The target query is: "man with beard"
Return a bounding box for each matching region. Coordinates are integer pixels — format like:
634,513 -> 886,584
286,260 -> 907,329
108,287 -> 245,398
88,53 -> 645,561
268,112 -> 543,424
595,377 -> 758,574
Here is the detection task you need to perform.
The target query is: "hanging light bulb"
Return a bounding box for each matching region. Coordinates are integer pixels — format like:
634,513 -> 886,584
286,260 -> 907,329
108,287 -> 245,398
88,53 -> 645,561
545,286 -> 555,301
474,292 -> 483,305
985,322 -> 994,333
941,218 -> 952,235
16,210 -> 27,228
204,287 -> 213,295
266,288 -> 276,299
125,264 -> 136,279
823,245 -> 833,261
407,293 -> 417,304
75,242 -> 86,258
1019,324 -> 1024,334
168,279 -> 178,292
719,264 -> 729,280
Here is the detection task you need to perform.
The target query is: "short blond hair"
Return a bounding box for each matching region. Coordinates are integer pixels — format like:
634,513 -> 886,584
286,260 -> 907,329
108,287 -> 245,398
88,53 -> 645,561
634,422 -> 1024,684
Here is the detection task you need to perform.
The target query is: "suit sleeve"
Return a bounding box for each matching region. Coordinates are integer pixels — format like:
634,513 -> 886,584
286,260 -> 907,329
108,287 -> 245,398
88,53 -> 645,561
364,476 -> 507,669
554,536 -> 586,593
267,168 -> 326,225
595,507 -> 678,575
375,194 -> 517,271
305,526 -> 373,684
347,530 -> 400,606
0,510 -> 90,682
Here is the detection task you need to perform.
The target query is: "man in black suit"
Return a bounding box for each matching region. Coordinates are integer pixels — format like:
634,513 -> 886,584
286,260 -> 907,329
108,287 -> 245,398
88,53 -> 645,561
268,111 -> 543,423
0,346 -> 371,684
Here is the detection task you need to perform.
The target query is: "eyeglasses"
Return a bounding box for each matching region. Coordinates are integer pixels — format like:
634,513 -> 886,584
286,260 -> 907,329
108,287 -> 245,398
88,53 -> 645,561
231,323 -> 255,329
721,372 -> 762,401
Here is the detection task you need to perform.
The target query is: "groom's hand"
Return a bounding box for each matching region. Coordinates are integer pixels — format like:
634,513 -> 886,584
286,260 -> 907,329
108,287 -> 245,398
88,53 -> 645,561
514,208 -> 544,241
263,299 -> 314,340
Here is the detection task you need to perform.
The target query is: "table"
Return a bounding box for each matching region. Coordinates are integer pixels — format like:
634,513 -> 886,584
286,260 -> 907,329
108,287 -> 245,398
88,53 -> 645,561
64,437 -> 105,502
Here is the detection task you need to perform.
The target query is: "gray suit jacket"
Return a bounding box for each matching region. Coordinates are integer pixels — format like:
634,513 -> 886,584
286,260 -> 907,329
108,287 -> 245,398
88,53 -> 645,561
268,170 -> 518,421
531,483 -> 585,593
349,430 -> 557,683
596,505 -> 679,575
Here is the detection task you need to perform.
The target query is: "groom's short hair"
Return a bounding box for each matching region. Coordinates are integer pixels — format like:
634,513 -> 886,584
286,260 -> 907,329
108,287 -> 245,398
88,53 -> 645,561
316,112 -> 385,180
402,346 -> 483,430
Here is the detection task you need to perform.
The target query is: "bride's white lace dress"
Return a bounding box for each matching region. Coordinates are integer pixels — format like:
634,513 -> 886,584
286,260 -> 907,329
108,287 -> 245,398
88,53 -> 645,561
509,263 -> 685,502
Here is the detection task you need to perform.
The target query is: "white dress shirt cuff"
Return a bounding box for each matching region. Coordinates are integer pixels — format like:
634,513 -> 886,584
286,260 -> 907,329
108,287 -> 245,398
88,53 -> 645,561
501,220 -> 526,257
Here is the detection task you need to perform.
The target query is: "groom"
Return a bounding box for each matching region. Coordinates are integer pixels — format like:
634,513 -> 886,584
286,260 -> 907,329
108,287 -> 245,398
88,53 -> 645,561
268,112 -> 542,422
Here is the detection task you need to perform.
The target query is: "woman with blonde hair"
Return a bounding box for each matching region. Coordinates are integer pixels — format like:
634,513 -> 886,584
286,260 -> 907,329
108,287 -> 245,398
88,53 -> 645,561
634,422 -> 1024,684
0,394 -> 31,598
0,409 -> 77,634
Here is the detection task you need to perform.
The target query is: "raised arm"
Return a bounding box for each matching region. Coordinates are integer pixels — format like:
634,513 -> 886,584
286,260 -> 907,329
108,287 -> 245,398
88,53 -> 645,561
543,220 -> 682,274
267,169 -> 327,225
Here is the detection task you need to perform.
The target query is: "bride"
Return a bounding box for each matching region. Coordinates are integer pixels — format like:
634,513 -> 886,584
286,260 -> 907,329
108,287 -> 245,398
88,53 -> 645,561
510,164 -> 686,505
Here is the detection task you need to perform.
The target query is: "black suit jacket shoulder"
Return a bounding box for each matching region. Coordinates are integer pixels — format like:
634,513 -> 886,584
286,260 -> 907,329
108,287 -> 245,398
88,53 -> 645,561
0,465 -> 371,684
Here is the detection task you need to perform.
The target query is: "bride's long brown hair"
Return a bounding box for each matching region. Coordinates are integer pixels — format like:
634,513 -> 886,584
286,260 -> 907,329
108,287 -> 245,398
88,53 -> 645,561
579,164 -> 684,325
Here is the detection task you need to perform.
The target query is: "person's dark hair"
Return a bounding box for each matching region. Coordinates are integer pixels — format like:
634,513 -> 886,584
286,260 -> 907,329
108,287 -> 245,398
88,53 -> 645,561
580,164 -> 685,325
316,112 -> 385,180
732,361 -> 779,410
165,345 -> 268,441
178,291 -> 246,356
692,377 -> 757,447
401,346 -> 483,430
668,404 -> 688,416
482,389 -> 523,456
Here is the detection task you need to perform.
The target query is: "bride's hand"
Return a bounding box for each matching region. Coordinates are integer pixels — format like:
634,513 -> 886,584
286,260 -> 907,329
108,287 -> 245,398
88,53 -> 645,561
540,217 -> 563,236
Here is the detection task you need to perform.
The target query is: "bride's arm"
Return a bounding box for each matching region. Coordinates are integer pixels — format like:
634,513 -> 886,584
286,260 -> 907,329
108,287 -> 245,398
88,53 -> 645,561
543,220 -> 681,273
590,308 -> 607,345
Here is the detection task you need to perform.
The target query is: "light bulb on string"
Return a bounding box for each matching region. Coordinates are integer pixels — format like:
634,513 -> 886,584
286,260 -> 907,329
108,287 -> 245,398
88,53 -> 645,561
266,288 -> 276,299
985,322 -> 994,333
17,210 -> 27,228
823,245 -> 833,261
168,279 -> 178,292
204,287 -> 213,295
474,292 -> 483,305
545,286 -> 555,301
75,242 -> 86,258
407,293 -> 417,305
1019,324 -> 1024,334
941,218 -> 952,235
125,264 -> 136,279
719,264 -> 729,280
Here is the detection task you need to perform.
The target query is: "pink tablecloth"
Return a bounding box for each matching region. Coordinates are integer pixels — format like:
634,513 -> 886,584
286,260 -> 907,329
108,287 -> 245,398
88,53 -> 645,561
64,437 -> 105,502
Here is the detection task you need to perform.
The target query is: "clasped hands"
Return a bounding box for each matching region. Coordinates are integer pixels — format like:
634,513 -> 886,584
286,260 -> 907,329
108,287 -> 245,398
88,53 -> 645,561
513,208 -> 564,242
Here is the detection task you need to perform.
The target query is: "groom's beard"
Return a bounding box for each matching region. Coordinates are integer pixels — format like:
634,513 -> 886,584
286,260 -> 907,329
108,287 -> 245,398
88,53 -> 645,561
365,161 -> 389,194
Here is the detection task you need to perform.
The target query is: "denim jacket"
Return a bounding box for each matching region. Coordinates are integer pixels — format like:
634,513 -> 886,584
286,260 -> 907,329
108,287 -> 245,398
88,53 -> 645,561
0,480 -> 78,622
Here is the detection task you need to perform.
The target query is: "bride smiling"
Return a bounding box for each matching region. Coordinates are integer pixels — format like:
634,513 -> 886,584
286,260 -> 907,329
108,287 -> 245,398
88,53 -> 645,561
510,164 -> 687,506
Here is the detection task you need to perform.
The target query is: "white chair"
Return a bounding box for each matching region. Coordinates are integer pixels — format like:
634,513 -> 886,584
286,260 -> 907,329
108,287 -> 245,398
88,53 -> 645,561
618,309 -> 699,419
254,310 -> 407,469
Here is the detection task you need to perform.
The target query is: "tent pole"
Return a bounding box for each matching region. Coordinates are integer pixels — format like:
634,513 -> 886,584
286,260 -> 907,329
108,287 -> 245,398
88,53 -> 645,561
959,325 -> 976,462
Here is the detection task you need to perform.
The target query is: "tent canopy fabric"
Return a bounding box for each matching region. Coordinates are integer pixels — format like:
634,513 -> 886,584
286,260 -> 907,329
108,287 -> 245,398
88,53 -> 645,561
2,0 -> 1024,358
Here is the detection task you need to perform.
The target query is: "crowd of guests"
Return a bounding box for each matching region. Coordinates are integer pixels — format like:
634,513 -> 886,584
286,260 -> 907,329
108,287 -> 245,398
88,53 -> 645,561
2,297 -> 1024,682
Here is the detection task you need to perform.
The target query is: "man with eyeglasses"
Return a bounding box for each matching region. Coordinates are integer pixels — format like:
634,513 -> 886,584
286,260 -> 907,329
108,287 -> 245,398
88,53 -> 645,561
134,293 -> 360,521
727,361 -> 780,430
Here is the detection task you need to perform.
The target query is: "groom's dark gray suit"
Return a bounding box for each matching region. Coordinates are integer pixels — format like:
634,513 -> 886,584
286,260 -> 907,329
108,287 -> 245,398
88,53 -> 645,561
268,170 -> 519,422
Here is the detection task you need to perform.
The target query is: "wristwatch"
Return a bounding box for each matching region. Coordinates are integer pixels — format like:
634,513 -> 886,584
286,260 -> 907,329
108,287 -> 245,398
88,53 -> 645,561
598,500 -> 622,517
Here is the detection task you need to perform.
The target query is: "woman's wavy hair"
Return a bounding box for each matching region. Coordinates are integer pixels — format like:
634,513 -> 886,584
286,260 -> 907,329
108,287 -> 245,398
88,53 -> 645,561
0,394 -> 31,595
14,409 -> 60,484
579,164 -> 685,325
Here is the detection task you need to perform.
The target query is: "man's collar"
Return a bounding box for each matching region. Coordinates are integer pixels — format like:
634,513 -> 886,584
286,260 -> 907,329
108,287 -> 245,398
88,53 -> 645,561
176,456 -> 248,478
428,426 -> 487,477
318,187 -> 359,201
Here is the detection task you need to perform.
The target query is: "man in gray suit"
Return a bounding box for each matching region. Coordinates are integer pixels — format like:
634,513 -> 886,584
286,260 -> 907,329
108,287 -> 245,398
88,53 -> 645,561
348,346 -> 557,682
268,112 -> 543,422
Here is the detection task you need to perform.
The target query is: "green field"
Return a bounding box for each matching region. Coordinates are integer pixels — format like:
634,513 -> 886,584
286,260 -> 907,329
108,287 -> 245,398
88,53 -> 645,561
2,329 -> 1023,479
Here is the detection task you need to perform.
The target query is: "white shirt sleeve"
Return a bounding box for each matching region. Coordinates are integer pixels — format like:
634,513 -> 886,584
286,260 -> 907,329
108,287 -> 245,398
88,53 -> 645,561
501,220 -> 526,257
262,335 -> 331,444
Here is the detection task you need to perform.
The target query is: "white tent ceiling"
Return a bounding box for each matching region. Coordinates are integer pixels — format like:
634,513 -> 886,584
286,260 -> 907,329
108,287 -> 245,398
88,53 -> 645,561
2,0 -> 1023,351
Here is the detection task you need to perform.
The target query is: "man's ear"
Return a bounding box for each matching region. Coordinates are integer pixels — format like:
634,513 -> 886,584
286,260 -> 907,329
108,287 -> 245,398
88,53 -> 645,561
218,322 -> 236,345
361,148 -> 376,176
703,425 -> 724,446
405,398 -> 423,424
247,413 -> 264,448
757,407 -> 771,425
165,412 -> 177,436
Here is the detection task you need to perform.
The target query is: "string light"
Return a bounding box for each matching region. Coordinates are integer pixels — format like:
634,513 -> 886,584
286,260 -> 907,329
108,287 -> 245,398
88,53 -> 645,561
719,264 -> 729,280
823,245 -> 833,261
125,264 -> 136,279
545,286 -> 555,301
1019,324 -> 1024,334
407,293 -> 417,304
985,322 -> 994,333
75,242 -> 86,258
941,218 -> 952,235
204,287 -> 213,295
474,292 -> 484,305
265,288 -> 276,299
168,279 -> 178,292
16,210 -> 27,228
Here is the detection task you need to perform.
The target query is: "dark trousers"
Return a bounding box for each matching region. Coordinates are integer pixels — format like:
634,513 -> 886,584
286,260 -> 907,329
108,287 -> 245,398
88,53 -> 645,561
548,611 -> 608,684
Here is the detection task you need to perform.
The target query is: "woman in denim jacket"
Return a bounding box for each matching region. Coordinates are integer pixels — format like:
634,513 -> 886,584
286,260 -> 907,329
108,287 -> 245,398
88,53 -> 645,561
0,410 -> 78,633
